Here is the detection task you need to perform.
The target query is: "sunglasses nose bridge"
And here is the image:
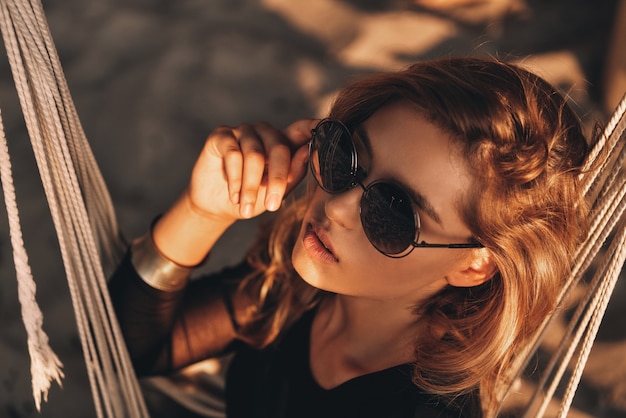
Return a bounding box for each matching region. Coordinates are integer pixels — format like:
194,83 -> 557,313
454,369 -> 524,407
350,176 -> 367,192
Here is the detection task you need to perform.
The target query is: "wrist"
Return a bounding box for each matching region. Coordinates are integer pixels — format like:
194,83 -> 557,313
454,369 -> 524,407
130,227 -> 195,292
151,191 -> 233,266
182,187 -> 237,226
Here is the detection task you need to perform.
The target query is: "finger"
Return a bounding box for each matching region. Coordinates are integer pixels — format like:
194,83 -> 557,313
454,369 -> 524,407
211,127 -> 243,205
285,143 -> 310,195
282,118 -> 320,147
237,124 -> 267,218
252,123 -> 291,211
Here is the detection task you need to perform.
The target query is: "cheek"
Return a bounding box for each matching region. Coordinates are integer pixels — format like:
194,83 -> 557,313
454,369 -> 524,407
342,256 -> 450,300
351,249 -> 462,286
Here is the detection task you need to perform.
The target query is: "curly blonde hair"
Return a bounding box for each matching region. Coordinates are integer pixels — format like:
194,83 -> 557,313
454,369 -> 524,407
235,57 -> 592,414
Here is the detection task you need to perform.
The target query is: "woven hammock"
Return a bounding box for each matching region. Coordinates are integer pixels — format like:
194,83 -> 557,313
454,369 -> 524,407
0,0 -> 623,417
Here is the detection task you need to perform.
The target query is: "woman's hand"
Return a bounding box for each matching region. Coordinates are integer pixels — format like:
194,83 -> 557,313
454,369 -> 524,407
187,118 -> 317,223
150,118 -> 317,267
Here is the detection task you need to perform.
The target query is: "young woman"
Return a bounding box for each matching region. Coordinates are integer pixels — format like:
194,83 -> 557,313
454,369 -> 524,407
109,57 -> 591,417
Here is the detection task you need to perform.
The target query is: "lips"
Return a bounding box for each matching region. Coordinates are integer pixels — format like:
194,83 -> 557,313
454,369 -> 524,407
303,223 -> 339,264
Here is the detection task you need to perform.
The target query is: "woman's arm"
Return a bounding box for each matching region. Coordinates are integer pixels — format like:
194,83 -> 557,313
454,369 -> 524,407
109,119 -> 316,376
108,245 -> 250,376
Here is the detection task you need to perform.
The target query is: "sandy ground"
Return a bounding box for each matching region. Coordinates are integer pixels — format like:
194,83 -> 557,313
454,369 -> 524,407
0,0 -> 624,416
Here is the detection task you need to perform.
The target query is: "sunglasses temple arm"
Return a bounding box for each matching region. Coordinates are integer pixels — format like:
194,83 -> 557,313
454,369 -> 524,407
413,242 -> 484,249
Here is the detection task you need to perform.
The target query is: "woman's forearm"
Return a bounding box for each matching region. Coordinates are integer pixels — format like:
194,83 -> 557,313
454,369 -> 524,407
108,250 -> 187,375
108,193 -> 238,375
109,246 -> 247,375
152,188 -> 235,267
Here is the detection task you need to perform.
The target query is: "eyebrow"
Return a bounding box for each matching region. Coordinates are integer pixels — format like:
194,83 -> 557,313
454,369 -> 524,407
405,187 -> 443,226
355,124 -> 443,226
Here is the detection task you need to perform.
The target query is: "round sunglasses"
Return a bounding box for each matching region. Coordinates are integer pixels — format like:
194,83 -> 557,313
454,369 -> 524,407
308,119 -> 483,258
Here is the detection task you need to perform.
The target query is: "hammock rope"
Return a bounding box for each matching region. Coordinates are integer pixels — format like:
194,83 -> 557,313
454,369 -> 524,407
497,93 -> 626,417
0,0 -> 146,416
0,0 -> 623,416
0,109 -> 64,411
528,96 -> 626,417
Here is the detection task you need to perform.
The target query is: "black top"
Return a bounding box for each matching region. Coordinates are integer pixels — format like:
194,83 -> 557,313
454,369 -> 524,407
226,309 -> 482,418
109,251 -> 482,418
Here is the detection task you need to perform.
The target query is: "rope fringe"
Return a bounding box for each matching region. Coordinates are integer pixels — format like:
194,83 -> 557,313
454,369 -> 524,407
0,0 -> 146,416
0,109 -> 64,411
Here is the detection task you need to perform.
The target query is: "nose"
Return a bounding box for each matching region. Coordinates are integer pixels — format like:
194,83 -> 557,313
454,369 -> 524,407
323,185 -> 362,230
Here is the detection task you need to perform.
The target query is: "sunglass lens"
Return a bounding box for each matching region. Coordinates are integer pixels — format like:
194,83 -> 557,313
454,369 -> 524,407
361,183 -> 416,255
312,121 -> 355,192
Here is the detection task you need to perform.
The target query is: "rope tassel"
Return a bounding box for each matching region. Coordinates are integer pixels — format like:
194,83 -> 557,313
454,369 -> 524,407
0,110 -> 64,411
0,0 -> 147,415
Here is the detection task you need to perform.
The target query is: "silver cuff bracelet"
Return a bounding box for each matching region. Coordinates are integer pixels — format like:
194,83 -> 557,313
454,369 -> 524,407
130,232 -> 192,292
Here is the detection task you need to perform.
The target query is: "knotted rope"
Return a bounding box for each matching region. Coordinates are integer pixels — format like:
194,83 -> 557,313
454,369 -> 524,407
497,94 -> 626,417
0,0 -> 147,416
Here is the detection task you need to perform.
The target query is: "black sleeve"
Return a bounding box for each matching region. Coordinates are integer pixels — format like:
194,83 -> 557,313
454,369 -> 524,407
108,249 -> 186,375
108,249 -> 253,376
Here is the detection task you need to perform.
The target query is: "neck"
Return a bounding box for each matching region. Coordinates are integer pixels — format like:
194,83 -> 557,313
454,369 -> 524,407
314,294 -> 419,372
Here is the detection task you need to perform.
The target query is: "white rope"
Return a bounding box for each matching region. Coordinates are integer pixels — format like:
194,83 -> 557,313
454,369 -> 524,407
0,0 -> 623,416
530,209 -> 626,418
581,92 -> 626,196
534,97 -> 626,417
0,109 -> 64,411
499,93 -> 626,417
557,218 -> 626,417
0,0 -> 147,416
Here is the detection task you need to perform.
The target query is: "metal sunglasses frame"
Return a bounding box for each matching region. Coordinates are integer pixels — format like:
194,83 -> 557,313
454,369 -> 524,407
308,118 -> 484,258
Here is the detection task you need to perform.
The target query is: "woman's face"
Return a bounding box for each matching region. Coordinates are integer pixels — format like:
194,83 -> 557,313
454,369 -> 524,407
292,102 -> 477,304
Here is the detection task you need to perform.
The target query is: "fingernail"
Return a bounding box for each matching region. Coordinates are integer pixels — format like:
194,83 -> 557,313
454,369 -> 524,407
242,203 -> 253,218
231,193 -> 240,204
266,193 -> 281,211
